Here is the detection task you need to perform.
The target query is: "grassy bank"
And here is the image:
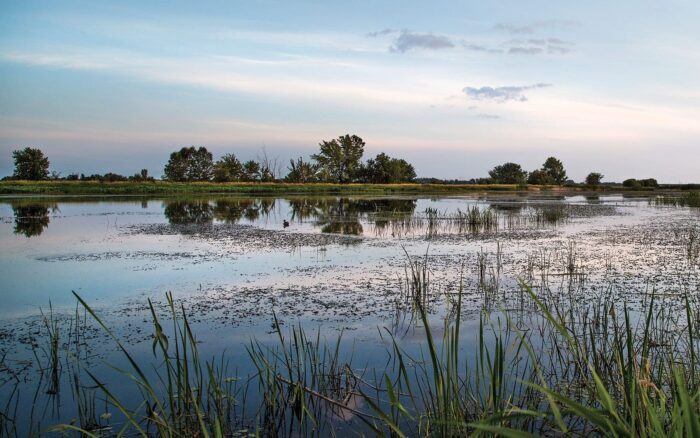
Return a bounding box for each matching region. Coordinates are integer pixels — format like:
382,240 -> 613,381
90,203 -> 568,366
0,180 -> 561,196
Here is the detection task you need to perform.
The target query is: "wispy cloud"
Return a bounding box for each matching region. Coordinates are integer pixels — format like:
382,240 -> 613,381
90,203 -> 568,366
494,19 -> 580,35
461,43 -> 503,54
476,113 -> 501,119
0,49 -> 449,109
366,28 -> 394,38
493,23 -> 535,35
508,47 -> 543,55
463,84 -> 552,102
505,37 -> 573,55
370,26 -> 571,56
389,31 -> 455,53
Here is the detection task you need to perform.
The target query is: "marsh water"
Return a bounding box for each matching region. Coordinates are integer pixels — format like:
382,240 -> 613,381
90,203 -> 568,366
1,193 -> 699,434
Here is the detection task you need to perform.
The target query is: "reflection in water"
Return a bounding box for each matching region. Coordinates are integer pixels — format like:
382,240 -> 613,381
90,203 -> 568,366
11,203 -> 57,237
160,197 -> 571,237
490,203 -> 524,213
164,199 -> 278,225
164,200 -> 214,225
295,198 -> 418,236
163,198 -> 418,236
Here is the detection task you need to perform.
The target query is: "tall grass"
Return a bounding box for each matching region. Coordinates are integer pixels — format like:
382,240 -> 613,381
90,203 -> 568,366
5,254 -> 700,436
655,192 -> 700,208
51,291 -> 248,437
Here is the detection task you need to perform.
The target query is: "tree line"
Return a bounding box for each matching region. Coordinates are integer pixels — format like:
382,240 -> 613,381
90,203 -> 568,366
4,138 -> 657,187
162,135 -> 416,183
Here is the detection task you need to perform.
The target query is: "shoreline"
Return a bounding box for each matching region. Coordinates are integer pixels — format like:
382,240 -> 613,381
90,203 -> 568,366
1,180 -> 692,196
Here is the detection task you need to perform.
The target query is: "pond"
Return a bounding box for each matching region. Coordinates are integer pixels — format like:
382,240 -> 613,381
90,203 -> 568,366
1,193 -> 698,435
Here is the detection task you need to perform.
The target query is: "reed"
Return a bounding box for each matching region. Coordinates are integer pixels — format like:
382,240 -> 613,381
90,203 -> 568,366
15,251 -> 700,437
655,191 -> 700,208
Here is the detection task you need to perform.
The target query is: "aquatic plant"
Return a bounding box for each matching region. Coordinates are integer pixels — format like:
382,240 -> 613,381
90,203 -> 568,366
655,191 -> 700,208
6,249 -> 700,436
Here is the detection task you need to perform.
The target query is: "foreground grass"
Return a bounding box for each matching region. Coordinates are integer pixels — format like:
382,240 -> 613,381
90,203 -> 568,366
0,180 -> 559,196
4,271 -> 699,437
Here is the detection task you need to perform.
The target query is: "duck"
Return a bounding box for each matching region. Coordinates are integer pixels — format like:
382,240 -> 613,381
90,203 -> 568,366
283,219 -> 290,228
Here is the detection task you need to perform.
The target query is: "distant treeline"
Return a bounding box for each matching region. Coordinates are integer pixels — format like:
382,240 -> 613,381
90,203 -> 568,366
1,135 -> 676,187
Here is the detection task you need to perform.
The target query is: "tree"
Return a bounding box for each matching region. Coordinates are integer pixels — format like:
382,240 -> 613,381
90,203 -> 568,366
640,178 -> 658,188
285,157 -> 319,183
12,147 -> 50,180
130,169 -> 153,182
100,173 -> 128,182
488,162 -> 527,184
527,169 -> 553,185
585,172 -> 604,186
312,134 -> 365,183
241,160 -> 261,182
163,146 -> 214,181
542,157 -> 567,184
213,153 -> 243,182
257,148 -> 282,182
623,177 -> 658,188
360,153 -> 416,183
623,178 -> 640,188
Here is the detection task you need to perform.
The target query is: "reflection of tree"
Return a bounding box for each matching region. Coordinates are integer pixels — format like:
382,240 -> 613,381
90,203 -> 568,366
164,200 -> 214,225
211,199 -> 256,223
11,203 -> 56,237
163,197 -> 418,236
489,203 -> 524,214
364,199 -> 417,233
164,198 -> 278,225
287,198 -> 326,222
321,221 -> 364,235
287,197 -> 416,236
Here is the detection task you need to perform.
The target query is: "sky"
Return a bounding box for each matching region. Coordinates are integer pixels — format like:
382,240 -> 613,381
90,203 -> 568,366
0,0 -> 699,182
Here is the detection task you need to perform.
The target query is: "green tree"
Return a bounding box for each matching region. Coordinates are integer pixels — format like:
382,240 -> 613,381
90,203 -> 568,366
488,162 -> 528,184
312,134 -> 365,183
213,153 -> 243,182
130,169 -> 152,182
623,178 -> 640,188
285,157 -> 318,183
163,146 -> 213,181
640,178 -> 658,188
585,172 -> 604,186
527,169 -> 553,185
542,156 -> 567,184
12,147 -> 50,180
241,160 -> 261,182
360,153 -> 416,183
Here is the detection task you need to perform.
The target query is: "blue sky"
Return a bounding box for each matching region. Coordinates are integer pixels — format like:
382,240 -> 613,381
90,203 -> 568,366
1,0 -> 698,182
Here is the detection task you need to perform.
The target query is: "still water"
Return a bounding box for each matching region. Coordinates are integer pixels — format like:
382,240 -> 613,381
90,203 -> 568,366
0,193 -> 698,434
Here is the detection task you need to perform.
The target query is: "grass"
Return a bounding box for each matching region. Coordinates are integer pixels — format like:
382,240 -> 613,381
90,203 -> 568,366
0,180 -> 536,196
655,192 -> 700,208
4,251 -> 700,436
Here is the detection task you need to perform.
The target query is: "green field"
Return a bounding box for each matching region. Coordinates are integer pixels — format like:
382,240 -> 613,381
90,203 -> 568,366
0,180 -> 552,196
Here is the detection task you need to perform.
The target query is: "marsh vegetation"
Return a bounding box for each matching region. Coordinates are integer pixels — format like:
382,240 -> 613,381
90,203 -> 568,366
0,192 -> 698,436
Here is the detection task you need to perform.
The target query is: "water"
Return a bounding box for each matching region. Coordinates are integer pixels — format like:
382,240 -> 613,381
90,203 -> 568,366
0,193 -> 698,434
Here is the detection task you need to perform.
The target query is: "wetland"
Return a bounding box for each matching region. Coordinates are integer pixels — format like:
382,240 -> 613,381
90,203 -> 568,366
1,192 -> 699,436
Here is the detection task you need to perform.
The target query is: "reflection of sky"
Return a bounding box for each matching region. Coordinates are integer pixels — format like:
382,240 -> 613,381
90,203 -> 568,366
0,194 -> 697,435
0,194 -> 673,318
1,1 -> 700,182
